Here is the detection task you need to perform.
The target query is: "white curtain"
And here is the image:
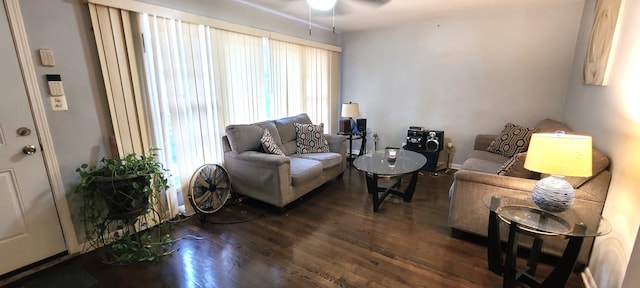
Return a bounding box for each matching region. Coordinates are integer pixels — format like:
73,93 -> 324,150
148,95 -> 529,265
140,14 -> 270,216
140,15 -> 220,216
212,30 -> 267,124
269,39 -> 339,129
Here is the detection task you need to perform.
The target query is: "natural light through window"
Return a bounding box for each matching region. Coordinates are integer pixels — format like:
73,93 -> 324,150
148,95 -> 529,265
138,13 -> 338,216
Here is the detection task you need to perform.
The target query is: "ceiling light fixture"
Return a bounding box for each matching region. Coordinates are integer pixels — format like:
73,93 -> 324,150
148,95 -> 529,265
307,0 -> 337,35
307,0 -> 337,11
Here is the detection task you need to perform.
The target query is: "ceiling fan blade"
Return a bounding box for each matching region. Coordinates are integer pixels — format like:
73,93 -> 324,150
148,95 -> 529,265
352,0 -> 391,6
332,0 -> 389,16
333,1 -> 353,15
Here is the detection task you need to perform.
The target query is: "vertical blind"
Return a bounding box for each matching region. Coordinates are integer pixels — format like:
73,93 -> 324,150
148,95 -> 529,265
88,4 -> 149,157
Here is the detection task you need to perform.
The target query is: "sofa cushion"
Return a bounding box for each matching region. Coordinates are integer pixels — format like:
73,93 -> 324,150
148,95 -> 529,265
292,152 -> 342,170
289,157 -> 323,186
498,152 -> 538,179
261,129 -> 285,156
275,113 -> 313,155
467,150 -> 511,164
487,122 -> 536,157
226,121 -> 283,153
295,123 -> 330,154
225,124 -> 263,153
461,158 -> 504,174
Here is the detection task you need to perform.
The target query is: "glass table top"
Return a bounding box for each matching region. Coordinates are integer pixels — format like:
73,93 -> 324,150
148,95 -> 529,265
353,149 -> 426,176
483,194 -> 611,237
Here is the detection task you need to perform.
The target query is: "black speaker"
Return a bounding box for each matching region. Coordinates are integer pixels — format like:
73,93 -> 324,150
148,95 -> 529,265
339,119 -> 351,134
356,118 -> 367,132
425,130 -> 444,152
402,145 -> 439,171
406,129 -> 426,150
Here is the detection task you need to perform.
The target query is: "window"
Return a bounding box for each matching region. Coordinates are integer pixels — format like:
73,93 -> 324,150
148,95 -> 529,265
138,14 -> 339,215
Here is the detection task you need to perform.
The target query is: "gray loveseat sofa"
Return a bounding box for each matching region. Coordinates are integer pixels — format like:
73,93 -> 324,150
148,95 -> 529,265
222,113 -> 347,209
448,119 -> 611,265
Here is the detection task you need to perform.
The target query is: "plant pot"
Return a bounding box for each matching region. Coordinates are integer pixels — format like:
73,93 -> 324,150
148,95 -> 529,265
94,175 -> 150,219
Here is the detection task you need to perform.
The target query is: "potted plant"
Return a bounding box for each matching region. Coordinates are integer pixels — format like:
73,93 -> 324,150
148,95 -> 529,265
76,149 -> 172,264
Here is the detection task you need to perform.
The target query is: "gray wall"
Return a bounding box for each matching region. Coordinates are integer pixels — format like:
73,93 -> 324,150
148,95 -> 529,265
340,1 -> 584,165
563,0 -> 640,287
20,0 -> 112,240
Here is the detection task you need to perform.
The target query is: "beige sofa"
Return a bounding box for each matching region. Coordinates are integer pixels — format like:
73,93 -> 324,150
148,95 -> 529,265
222,113 -> 347,210
448,119 -> 611,265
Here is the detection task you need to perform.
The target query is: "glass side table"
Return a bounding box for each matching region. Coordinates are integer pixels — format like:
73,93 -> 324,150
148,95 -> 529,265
483,194 -> 611,288
353,150 -> 426,212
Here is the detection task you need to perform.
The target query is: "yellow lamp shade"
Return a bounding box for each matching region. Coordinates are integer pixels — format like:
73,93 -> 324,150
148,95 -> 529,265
524,133 -> 592,177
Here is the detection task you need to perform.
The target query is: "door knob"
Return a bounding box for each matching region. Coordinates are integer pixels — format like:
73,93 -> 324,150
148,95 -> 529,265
22,145 -> 37,155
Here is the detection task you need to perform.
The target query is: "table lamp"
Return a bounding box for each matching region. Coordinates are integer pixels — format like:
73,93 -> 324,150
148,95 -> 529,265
524,131 -> 592,212
341,102 -> 360,134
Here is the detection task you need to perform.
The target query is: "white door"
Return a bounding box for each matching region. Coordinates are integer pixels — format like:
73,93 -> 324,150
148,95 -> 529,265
0,3 -> 66,275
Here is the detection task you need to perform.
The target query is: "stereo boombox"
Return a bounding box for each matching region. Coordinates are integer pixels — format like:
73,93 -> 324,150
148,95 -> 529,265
405,127 -> 444,152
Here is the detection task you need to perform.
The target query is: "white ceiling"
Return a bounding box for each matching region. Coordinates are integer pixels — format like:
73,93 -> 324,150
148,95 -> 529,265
233,0 -> 581,32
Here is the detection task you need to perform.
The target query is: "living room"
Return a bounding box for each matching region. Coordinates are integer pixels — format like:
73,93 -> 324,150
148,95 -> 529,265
2,0 -> 639,287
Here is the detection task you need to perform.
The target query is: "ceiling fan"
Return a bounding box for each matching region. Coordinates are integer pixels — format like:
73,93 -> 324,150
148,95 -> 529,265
300,0 -> 391,15
297,0 -> 390,33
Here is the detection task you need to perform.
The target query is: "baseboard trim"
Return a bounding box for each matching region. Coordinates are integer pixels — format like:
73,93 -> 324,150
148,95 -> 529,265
582,267 -> 597,288
0,253 -> 76,286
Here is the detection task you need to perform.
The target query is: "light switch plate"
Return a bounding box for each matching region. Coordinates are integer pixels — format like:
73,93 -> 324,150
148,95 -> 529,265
39,49 -> 55,67
46,74 -> 64,96
50,95 -> 68,111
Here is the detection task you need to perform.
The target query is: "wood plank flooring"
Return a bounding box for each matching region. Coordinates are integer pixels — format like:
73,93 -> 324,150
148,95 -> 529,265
3,168 -> 585,287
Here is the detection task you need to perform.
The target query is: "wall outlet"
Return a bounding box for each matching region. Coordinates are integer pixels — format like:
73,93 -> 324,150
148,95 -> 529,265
50,95 -> 68,111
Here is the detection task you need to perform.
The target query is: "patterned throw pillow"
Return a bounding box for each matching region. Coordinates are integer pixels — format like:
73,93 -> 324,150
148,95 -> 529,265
497,152 -> 538,179
487,122 -> 536,157
294,123 -> 330,154
261,129 -> 285,156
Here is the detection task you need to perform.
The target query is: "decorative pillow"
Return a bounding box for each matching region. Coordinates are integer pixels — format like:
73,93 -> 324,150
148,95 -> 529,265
294,123 -> 330,154
497,152 -> 538,179
260,129 -> 285,156
542,147 -> 610,188
487,123 -> 536,157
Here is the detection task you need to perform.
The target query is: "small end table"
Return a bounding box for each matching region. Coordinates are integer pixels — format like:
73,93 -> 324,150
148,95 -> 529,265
483,194 -> 611,288
339,131 -> 366,166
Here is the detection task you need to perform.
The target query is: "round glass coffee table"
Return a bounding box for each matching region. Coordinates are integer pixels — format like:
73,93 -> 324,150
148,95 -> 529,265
483,194 -> 611,288
353,149 -> 426,212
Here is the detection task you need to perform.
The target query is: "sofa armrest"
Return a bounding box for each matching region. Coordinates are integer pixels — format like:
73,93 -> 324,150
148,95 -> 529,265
223,151 -> 291,204
474,134 -> 497,150
453,169 -> 610,202
325,134 -> 347,154
225,151 -> 289,168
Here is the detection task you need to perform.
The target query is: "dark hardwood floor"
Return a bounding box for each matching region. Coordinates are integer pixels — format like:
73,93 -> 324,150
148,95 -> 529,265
3,168 -> 585,287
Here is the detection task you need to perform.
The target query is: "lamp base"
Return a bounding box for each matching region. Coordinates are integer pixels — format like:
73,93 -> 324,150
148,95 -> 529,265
531,175 -> 575,212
